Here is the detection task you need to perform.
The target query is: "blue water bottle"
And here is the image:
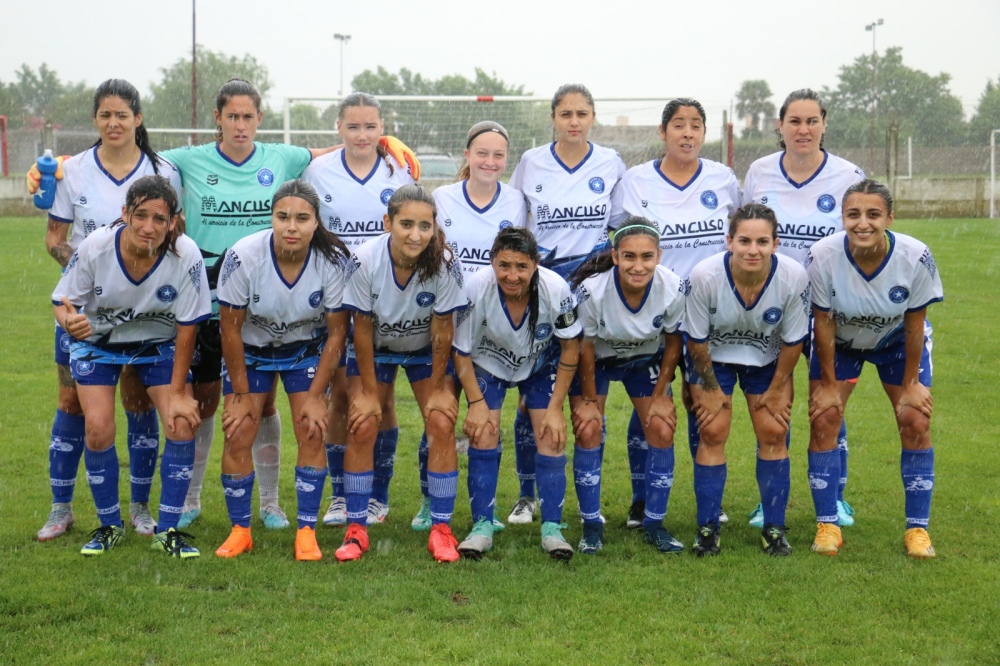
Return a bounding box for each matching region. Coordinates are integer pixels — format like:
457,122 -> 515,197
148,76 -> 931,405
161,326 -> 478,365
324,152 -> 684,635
34,149 -> 59,210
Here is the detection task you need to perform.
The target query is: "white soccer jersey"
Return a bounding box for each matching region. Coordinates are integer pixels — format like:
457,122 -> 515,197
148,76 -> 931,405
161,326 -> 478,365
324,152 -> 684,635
216,229 -> 347,348
434,181 -> 528,274
808,231 -> 943,351
509,142 -> 626,268
52,226 -> 211,345
50,146 -> 182,250
343,234 -> 466,352
621,158 -> 742,281
302,149 -> 415,249
743,151 -> 865,266
575,266 -> 685,362
454,266 -> 582,382
685,252 -> 810,366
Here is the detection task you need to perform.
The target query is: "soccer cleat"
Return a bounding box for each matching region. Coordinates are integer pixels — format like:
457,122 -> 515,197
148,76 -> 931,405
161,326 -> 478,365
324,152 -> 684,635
837,500 -> 856,527
411,497 -> 432,531
129,502 -> 157,536
428,523 -> 460,563
540,521 -> 574,560
718,508 -> 729,524
366,498 -> 390,526
177,506 -> 200,529
625,499 -> 646,530
295,526 -> 322,561
643,525 -> 685,553
215,525 -> 253,558
578,522 -> 605,555
335,523 -> 369,562
811,522 -> 843,556
748,503 -> 764,529
904,527 -> 936,559
492,508 -> 506,533
261,505 -> 290,530
692,523 -> 721,557
507,496 -> 537,524
458,519 -> 494,560
80,524 -> 125,556
38,503 -> 74,541
761,524 -> 792,557
322,496 -> 347,527
151,527 -> 200,559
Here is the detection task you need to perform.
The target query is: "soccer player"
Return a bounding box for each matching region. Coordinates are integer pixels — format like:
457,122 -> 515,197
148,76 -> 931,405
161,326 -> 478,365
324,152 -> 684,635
505,84 -> 626,525
302,93 -> 416,530
37,79 -> 183,541
807,180 -> 942,558
452,227 -> 582,560
335,185 -> 466,563
568,218 -> 685,554
212,180 -> 350,561
743,89 -> 866,529
619,98 -> 742,528
51,175 -> 211,557
684,204 -> 810,557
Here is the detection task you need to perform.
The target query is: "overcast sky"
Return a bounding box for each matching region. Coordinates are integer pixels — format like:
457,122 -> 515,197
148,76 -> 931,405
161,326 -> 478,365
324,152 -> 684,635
4,0 -> 998,140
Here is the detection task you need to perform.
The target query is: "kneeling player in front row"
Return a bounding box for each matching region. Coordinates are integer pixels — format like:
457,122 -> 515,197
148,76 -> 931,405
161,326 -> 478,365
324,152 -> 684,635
213,180 -> 350,561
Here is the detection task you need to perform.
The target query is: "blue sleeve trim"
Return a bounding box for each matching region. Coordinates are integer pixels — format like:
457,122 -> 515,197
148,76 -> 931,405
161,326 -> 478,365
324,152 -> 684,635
453,348 -> 470,357
50,215 -> 73,224
784,334 -> 809,347
434,304 -> 466,316
906,297 -> 943,313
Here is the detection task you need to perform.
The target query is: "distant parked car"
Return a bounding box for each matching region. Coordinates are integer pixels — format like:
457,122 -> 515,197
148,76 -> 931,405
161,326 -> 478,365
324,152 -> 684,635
416,153 -> 460,189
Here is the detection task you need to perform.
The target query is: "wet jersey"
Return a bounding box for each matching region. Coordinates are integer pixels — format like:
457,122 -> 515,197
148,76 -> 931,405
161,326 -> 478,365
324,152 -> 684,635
434,181 -> 528,274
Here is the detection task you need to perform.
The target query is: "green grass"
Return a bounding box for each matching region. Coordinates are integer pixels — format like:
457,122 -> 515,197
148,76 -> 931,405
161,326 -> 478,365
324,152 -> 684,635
1,218 -> 998,664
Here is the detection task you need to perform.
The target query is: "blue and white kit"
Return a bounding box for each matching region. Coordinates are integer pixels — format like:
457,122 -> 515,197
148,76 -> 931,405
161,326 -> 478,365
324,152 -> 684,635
433,181 -> 528,274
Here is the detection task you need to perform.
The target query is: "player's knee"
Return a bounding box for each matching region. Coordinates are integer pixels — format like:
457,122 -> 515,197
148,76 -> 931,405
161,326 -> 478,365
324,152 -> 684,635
425,410 -> 454,441
699,422 -> 728,447
896,408 -> 930,439
574,419 -> 602,449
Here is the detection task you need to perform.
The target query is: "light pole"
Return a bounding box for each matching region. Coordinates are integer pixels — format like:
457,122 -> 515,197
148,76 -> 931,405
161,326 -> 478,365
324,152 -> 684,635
864,18 -> 883,177
864,18 -> 883,53
334,33 -> 352,96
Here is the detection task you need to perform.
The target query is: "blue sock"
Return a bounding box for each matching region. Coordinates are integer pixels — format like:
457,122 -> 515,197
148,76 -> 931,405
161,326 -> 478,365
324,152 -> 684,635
573,446 -> 603,524
535,454 -> 567,524
126,408 -> 159,505
643,445 -> 675,529
49,409 -> 85,504
627,410 -> 648,503
84,446 -> 120,527
837,420 -> 849,502
687,412 -> 700,461
693,462 -> 727,526
428,470 -> 458,525
295,466 -> 328,529
344,471 -> 373,525
157,438 -> 194,531
808,450 -> 840,523
757,457 -> 790,527
221,472 -> 255,528
468,448 -> 499,523
901,448 -> 934,529
371,427 -> 398,505
325,442 -> 346,497
417,432 -> 429,498
514,409 -> 536,498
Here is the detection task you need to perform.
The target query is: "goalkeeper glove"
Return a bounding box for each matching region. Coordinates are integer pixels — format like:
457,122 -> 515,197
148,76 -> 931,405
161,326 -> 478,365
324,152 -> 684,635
378,136 -> 420,181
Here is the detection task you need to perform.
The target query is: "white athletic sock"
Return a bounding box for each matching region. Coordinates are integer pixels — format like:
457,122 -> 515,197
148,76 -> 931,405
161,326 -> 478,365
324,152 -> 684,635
184,415 -> 215,510
254,412 -> 282,510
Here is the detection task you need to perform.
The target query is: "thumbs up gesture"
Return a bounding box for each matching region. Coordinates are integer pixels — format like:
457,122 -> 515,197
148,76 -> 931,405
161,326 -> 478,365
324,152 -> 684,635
58,297 -> 92,340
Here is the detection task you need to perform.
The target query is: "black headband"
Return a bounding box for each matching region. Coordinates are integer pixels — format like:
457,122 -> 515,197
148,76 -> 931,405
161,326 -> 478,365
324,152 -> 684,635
466,126 -> 508,148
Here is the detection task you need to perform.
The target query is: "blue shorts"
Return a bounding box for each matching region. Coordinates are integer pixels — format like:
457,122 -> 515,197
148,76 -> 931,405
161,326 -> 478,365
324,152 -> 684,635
69,340 -> 181,388
808,325 -> 933,387
222,339 -> 324,395
347,345 -> 455,385
684,349 -> 777,396
570,351 -> 667,399
54,324 -> 73,366
474,356 -> 557,411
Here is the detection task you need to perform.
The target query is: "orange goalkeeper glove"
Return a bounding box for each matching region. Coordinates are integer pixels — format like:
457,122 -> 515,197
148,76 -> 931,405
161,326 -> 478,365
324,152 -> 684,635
379,136 -> 420,181
26,155 -> 68,194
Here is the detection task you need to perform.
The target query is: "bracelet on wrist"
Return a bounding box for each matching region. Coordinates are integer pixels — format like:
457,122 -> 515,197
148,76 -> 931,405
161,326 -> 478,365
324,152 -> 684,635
468,397 -> 485,406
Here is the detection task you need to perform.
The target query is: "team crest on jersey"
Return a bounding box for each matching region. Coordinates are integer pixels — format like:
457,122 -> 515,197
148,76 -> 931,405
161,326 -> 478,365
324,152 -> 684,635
700,190 -> 719,210
257,168 -> 274,186
499,220 -> 512,229
888,286 -> 909,303
416,292 -> 436,307
207,174 -> 219,186
763,307 -> 783,325
653,315 -> 664,329
535,323 -> 552,340
816,194 -> 836,213
309,290 -> 324,308
157,285 -> 178,303
59,332 -> 72,353
75,360 -> 95,376
589,177 -> 605,194
380,188 -> 395,205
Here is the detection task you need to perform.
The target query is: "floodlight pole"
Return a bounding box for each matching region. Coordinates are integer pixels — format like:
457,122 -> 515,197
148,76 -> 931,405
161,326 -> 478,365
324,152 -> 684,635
864,18 -> 884,176
334,33 -> 352,96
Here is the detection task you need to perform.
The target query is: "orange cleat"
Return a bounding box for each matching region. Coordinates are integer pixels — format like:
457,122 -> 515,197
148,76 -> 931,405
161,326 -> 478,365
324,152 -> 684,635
215,525 -> 253,558
335,523 -> 369,562
811,522 -> 843,556
904,527 -> 936,559
295,526 -> 323,561
428,523 -> 460,563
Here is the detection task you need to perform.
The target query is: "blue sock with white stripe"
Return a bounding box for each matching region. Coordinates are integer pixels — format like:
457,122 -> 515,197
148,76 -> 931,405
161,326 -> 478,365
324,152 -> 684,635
536,454 -> 567,524
85,446 -> 120,527
49,409 -> 85,504
514,409 -> 536,498
901,447 -> 934,529
467,447 -> 499,523
627,410 -> 648,503
837,420 -> 849,502
325,442 -> 346,497
344,471 -> 373,526
295,466 -> 327,529
221,472 -> 255,528
371,427 -> 398,505
808,450 -> 840,523
126,408 -> 159,504
428,470 -> 458,525
693,462 -> 726,526
573,446 -> 603,524
757,457 -> 790,527
417,432 -> 429,498
687,412 -> 700,460
157,438 -> 194,531
643,445 -> 675,529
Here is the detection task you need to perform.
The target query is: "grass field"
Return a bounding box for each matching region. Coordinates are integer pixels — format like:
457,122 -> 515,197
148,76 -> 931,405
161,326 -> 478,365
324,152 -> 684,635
1,217 -> 999,664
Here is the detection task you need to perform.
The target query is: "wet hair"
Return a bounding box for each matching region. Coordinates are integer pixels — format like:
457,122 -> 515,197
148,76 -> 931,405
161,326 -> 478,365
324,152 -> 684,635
271,179 -> 350,265
728,203 -> 779,239
215,78 -> 262,143
777,88 -> 827,150
491,227 -> 542,337
456,121 -> 510,181
386,184 -> 453,283
111,175 -> 182,256
551,83 -> 594,114
842,178 -> 894,216
660,98 -> 707,128
338,92 -> 394,176
91,79 -> 162,176
570,216 -> 660,288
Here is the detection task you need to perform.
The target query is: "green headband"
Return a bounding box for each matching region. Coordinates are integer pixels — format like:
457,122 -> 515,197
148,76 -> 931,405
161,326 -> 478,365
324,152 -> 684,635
612,224 -> 660,248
